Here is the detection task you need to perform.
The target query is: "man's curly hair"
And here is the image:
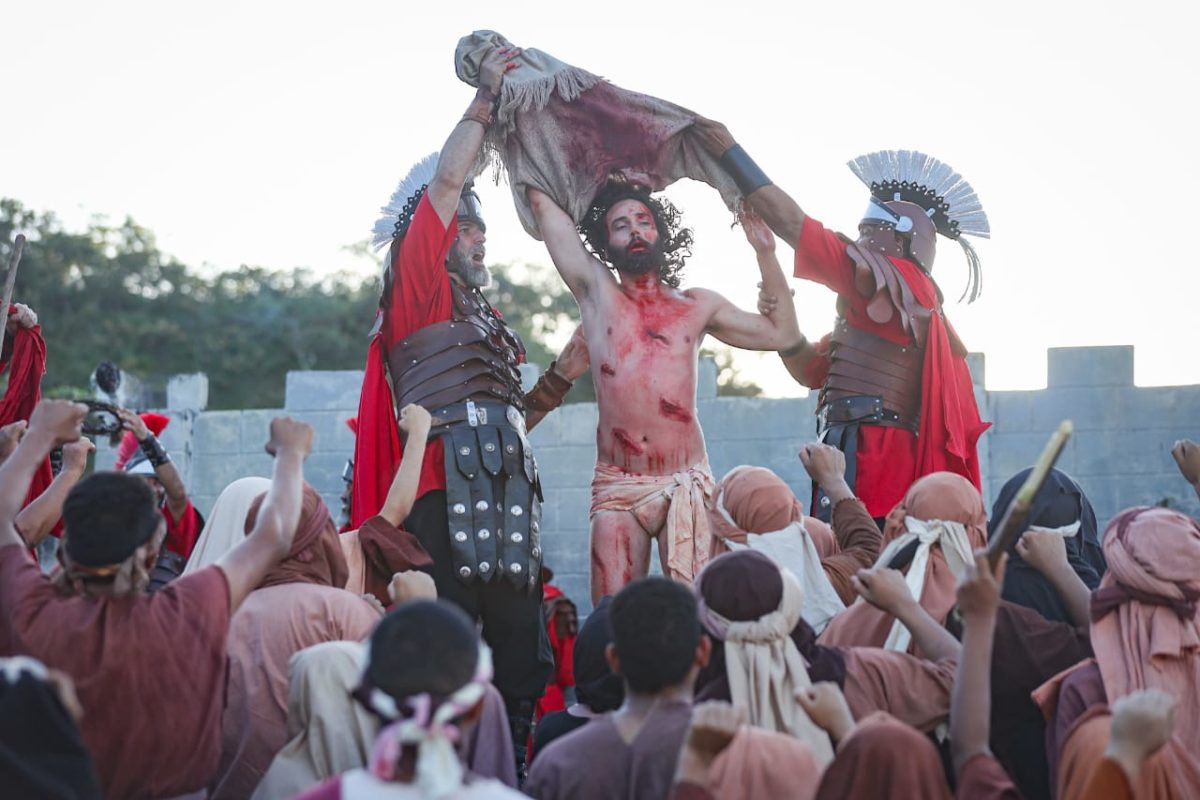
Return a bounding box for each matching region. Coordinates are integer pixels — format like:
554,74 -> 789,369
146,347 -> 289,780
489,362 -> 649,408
578,182 -> 694,289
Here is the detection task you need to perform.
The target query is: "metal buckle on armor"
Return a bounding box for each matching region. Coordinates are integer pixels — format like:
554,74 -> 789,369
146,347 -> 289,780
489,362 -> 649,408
466,400 -> 487,427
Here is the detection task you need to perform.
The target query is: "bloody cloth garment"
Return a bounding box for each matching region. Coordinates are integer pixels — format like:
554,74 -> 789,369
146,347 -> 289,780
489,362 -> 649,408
792,216 -> 989,517
351,193 -> 456,529
0,315 -> 54,532
0,545 -> 232,799
454,31 -> 743,238
162,499 -> 202,559
524,698 -> 691,800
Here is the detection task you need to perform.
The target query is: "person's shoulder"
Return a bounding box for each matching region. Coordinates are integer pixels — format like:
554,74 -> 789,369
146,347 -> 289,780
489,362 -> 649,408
0,544 -> 52,599
533,714 -> 614,766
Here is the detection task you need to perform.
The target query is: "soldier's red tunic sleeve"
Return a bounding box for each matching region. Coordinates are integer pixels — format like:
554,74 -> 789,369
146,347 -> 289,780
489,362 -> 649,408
793,216 -> 858,297
352,192 -> 458,528
383,194 -> 458,349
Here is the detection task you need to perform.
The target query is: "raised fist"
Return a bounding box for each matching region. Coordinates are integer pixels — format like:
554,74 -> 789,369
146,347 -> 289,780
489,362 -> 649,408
28,400 -> 87,447
265,417 -> 314,458
398,404 -> 432,437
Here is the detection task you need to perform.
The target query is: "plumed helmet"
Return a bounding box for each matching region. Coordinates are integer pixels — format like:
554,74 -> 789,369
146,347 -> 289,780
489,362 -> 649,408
848,151 -> 990,302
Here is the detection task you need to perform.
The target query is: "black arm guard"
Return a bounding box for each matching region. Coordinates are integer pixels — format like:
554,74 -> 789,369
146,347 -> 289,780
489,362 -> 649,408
720,144 -> 773,195
139,433 -> 171,467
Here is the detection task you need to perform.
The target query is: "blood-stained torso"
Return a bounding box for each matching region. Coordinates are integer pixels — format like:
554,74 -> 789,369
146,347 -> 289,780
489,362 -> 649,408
584,273 -> 714,476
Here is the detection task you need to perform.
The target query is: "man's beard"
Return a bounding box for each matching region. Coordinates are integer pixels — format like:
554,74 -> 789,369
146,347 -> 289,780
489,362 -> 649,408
610,239 -> 667,277
447,247 -> 491,289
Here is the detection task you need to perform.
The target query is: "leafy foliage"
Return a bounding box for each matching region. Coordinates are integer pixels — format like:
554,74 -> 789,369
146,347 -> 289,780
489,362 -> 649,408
1,198 -> 757,409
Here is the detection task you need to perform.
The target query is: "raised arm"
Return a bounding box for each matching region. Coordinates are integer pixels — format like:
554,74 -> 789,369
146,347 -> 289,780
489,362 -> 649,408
0,401 -> 86,551
116,407 -> 190,521
1014,529 -> 1092,628
525,324 -> 590,432
216,417 -> 313,612
527,187 -> 605,300
950,552 -> 1006,774
702,215 -> 806,351
691,117 -> 807,249
852,567 -> 962,662
426,44 -> 521,226
15,437 -> 94,547
379,404 -> 432,528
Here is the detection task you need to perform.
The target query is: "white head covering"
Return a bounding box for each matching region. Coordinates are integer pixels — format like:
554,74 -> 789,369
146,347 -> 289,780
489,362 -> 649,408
183,477 -> 271,574
251,641 -> 378,800
697,566 -> 835,765
873,516 -> 975,652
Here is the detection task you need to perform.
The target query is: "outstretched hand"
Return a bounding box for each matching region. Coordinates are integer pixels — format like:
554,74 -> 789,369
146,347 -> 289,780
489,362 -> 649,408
61,437 -> 96,475
740,210 -> 775,254
389,570 -> 437,606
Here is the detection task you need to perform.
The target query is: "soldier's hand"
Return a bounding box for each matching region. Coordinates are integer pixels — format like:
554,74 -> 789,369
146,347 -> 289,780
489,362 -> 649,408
265,417 -> 314,459
691,116 -> 736,157
116,407 -> 151,442
479,43 -> 521,95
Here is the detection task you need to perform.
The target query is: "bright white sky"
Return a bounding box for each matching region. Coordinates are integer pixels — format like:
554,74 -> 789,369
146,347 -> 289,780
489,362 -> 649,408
4,1 -> 1197,397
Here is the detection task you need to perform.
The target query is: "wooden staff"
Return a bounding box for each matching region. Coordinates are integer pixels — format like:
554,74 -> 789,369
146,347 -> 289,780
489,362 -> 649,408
985,420 -> 1074,570
1,234 -> 26,343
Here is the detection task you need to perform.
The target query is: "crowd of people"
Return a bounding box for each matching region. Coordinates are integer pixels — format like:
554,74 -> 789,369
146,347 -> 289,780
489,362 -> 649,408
4,32 -> 1200,800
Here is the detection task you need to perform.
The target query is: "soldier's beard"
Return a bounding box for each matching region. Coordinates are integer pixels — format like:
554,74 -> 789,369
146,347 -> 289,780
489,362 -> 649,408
610,239 -> 666,278
446,246 -> 491,289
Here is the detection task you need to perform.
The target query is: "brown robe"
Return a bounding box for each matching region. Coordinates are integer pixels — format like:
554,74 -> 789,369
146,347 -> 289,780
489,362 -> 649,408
0,545 -> 232,799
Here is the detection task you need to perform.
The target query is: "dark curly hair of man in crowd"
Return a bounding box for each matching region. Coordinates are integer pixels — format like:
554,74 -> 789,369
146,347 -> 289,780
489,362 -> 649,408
578,181 -> 694,289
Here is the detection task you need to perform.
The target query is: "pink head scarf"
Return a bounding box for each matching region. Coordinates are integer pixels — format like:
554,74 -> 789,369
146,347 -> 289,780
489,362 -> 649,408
708,466 -> 837,558
1089,507 -> 1200,749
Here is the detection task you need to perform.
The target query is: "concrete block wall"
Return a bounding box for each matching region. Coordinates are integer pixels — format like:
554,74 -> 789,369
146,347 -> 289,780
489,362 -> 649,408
92,346 -> 1200,615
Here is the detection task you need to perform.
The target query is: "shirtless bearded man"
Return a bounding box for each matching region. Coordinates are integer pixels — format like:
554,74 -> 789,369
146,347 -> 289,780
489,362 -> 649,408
528,182 -> 803,602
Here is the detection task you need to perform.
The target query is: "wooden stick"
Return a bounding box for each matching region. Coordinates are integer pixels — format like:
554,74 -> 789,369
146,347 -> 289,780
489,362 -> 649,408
985,420 -> 1074,570
0,234 -> 26,344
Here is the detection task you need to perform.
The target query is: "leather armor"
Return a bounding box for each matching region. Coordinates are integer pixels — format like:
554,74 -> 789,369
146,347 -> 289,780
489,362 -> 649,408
386,282 -> 542,591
